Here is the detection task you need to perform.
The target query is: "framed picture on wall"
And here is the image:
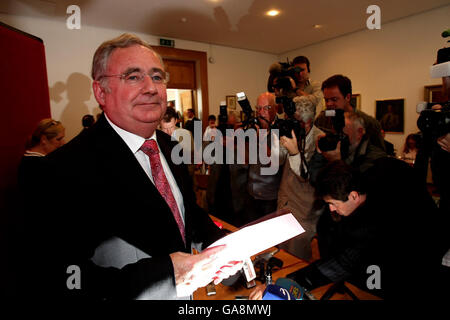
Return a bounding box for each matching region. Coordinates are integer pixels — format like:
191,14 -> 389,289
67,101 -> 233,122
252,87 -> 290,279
226,95 -> 237,110
424,84 -> 443,103
350,94 -> 361,110
375,98 -> 404,133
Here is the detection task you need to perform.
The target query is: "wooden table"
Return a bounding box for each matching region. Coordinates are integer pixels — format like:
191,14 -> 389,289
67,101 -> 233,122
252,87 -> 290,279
193,216 -> 381,300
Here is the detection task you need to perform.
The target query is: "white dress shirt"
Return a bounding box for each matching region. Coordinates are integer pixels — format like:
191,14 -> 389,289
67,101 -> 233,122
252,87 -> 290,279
105,114 -> 185,225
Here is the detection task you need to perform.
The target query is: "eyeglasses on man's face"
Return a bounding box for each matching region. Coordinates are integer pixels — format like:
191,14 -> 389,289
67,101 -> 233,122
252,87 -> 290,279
98,68 -> 170,86
256,105 -> 272,111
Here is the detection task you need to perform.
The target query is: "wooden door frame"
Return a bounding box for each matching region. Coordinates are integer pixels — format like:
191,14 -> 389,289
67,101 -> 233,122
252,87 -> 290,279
152,46 -> 209,132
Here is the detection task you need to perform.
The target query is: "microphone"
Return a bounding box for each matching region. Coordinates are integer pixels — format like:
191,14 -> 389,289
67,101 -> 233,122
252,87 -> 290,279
275,277 -> 317,300
275,278 -> 304,300
253,248 -> 279,264
269,62 -> 282,75
262,284 -> 296,300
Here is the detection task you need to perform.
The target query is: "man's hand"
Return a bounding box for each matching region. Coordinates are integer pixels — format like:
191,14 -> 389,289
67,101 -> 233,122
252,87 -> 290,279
437,133 -> 450,153
316,135 -> 342,162
249,284 -> 266,300
321,141 -> 342,162
431,105 -> 450,153
280,130 -> 300,156
170,246 -> 243,297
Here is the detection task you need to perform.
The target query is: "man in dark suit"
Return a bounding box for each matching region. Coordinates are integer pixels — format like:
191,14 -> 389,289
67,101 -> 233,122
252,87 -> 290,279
184,108 -> 200,138
19,34 -> 241,299
287,158 -> 446,299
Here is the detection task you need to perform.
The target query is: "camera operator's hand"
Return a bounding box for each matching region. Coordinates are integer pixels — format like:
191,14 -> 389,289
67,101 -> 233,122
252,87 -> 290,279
430,104 -> 450,152
280,130 -> 300,156
438,133 -> 450,153
317,138 -> 342,162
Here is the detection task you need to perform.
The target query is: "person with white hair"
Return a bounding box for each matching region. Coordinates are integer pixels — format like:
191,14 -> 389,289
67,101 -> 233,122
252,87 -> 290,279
277,96 -> 324,260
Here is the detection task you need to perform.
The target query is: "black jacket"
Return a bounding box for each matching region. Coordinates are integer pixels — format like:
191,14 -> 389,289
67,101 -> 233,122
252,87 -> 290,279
289,157 -> 446,299
18,114 -> 223,299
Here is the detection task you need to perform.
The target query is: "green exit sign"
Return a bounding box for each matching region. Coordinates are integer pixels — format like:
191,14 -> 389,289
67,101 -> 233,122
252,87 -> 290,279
160,38 -> 175,47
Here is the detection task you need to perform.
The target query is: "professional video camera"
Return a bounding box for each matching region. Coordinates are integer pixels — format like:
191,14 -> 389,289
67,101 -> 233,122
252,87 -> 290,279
236,92 -> 261,130
317,109 -> 350,158
269,60 -> 303,96
416,29 -> 450,142
268,60 -> 305,139
416,101 -> 450,139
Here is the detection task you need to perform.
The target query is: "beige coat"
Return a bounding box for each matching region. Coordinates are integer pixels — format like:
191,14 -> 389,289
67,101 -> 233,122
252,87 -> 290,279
277,126 -> 323,260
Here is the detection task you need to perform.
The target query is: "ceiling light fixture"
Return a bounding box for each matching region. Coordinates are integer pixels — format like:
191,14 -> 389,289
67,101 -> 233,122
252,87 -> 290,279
266,10 -> 280,17
313,24 -> 323,29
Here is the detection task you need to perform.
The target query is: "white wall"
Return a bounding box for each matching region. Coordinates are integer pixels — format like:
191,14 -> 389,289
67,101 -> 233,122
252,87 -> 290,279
0,13 -> 275,140
3,5 -> 449,147
280,5 -> 450,153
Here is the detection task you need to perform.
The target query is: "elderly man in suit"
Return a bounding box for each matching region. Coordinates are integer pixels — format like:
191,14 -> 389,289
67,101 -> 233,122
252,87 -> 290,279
19,34 -> 241,300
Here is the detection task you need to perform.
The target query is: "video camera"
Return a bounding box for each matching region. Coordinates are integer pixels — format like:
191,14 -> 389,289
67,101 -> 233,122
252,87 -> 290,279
317,109 -> 350,158
416,29 -> 450,142
236,92 -> 261,130
416,101 -> 450,139
270,61 -> 303,95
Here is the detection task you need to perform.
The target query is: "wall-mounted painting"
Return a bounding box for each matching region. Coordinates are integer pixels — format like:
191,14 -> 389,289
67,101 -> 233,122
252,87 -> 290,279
226,95 -> 237,110
424,84 -> 443,103
350,94 -> 361,110
375,98 -> 404,133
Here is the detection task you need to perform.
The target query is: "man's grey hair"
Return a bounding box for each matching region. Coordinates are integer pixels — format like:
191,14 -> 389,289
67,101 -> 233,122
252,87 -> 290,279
91,33 -> 164,87
345,111 -> 366,130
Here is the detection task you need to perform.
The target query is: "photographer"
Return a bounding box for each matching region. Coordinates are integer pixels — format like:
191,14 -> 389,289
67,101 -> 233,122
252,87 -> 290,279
286,158 -> 446,299
268,56 -> 323,115
246,92 -> 288,222
315,75 -> 385,152
430,102 -> 450,215
291,56 -> 324,113
277,96 -> 324,260
309,111 -> 386,185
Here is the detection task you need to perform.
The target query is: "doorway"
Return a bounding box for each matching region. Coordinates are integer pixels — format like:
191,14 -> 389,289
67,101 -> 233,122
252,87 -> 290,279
152,46 -> 209,132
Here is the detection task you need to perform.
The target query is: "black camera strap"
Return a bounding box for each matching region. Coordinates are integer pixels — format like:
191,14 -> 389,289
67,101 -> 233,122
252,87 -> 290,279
298,135 -> 309,179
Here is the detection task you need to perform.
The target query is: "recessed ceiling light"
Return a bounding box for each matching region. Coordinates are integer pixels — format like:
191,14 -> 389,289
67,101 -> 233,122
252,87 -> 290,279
313,24 -> 323,29
266,10 -> 280,17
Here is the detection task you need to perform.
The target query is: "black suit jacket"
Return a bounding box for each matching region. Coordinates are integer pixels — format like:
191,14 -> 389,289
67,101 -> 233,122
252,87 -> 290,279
19,114 -> 223,299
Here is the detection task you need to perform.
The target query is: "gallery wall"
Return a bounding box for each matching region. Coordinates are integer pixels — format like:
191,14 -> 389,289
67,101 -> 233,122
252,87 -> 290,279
0,13 -> 276,141
281,5 -> 450,153
1,4 -> 449,151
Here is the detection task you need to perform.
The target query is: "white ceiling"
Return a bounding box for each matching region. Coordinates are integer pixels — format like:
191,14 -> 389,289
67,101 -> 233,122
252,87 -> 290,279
1,0 -> 449,54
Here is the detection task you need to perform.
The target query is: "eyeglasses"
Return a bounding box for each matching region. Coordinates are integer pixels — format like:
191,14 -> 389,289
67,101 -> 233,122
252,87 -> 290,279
256,105 -> 272,111
98,69 -> 170,85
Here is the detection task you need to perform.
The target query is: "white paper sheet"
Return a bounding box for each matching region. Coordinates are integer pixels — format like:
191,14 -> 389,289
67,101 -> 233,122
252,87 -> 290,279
207,213 -> 304,261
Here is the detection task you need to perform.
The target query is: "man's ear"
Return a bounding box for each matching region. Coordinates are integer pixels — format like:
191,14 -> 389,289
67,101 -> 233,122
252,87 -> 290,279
348,191 -> 359,202
40,135 -> 49,146
357,127 -> 365,140
92,80 -> 107,106
344,93 -> 351,102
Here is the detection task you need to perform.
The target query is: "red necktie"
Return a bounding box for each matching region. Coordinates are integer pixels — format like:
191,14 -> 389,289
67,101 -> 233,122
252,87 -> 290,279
140,139 -> 185,244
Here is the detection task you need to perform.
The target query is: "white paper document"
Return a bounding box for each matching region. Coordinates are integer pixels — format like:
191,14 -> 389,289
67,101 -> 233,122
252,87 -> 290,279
207,213 -> 304,261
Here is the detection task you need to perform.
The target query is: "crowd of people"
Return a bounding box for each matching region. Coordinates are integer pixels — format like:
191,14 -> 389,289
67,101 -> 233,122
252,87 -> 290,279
12,33 -> 449,300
